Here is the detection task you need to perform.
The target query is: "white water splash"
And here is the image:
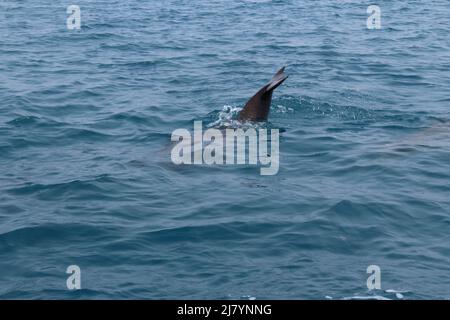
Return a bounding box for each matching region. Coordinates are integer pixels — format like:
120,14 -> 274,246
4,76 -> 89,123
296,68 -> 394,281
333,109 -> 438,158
343,295 -> 391,300
207,105 -> 268,130
343,289 -> 408,300
274,104 -> 294,114
385,289 -> 408,299
207,105 -> 242,128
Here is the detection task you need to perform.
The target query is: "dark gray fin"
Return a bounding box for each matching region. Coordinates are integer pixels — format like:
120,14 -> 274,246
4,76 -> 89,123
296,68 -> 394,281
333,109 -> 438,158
266,67 -> 288,91
238,67 -> 288,122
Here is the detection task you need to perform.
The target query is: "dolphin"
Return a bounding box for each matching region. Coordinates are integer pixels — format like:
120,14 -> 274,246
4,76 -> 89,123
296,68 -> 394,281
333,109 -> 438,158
238,67 -> 288,122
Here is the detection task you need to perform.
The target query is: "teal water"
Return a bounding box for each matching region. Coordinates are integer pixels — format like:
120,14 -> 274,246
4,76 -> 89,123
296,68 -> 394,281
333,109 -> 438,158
0,1 -> 449,299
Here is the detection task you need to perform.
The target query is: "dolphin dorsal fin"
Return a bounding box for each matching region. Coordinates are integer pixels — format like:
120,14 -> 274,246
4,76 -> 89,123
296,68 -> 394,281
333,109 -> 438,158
238,67 -> 289,122
266,67 -> 288,92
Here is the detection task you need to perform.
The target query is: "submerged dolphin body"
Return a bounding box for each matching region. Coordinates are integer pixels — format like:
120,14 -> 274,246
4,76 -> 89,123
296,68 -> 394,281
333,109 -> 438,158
238,67 -> 288,122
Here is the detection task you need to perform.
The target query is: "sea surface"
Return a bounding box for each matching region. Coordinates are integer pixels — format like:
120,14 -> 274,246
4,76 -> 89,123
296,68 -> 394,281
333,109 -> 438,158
0,0 -> 449,299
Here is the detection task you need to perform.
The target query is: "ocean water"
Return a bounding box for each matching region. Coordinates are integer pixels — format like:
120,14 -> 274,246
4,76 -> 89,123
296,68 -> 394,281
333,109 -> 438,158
1,0 -> 449,299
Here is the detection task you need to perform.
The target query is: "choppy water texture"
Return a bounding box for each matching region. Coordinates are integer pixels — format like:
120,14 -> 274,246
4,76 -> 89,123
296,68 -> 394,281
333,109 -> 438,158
1,1 -> 449,299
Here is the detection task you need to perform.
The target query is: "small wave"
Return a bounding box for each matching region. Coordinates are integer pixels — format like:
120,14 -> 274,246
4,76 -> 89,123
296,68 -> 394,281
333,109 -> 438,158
6,115 -> 40,126
343,295 -> 391,300
6,115 -> 65,129
0,223 -> 117,253
274,95 -> 375,121
6,175 -> 122,201
343,289 -> 409,300
0,288 -> 113,300
105,111 -> 153,126
59,127 -> 115,142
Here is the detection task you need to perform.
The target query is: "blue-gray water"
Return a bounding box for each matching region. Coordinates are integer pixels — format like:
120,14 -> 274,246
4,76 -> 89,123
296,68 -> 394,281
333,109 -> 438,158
1,1 -> 449,299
